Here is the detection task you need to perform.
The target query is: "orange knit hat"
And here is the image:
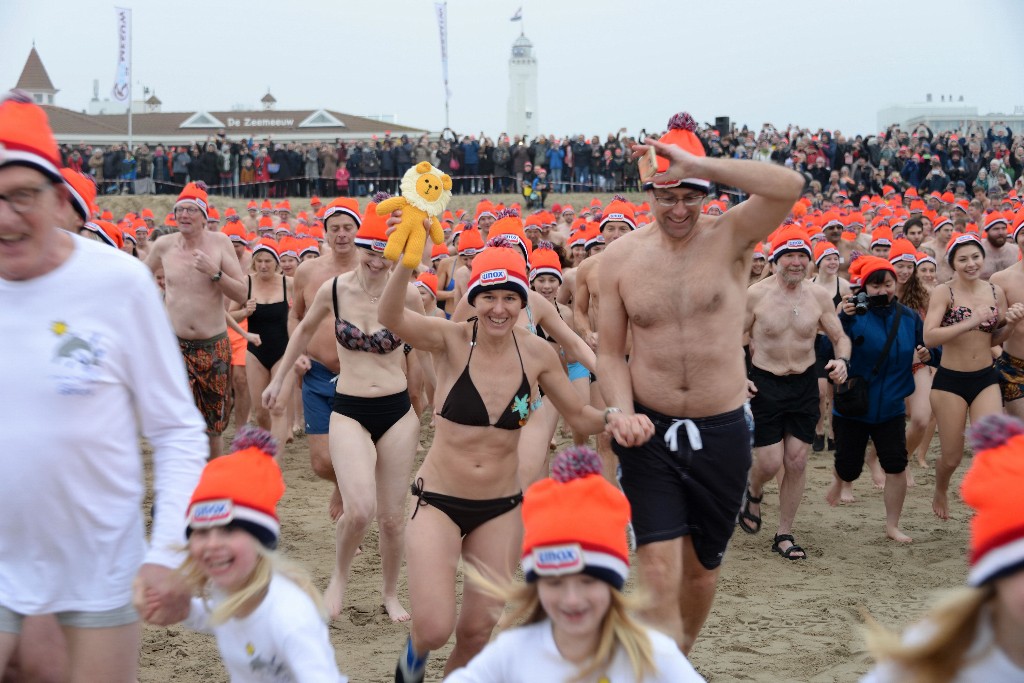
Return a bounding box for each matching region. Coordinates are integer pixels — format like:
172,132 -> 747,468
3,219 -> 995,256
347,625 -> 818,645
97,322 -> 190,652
175,181 -> 209,219
813,240 -> 838,266
257,215 -> 274,231
0,91 -> 61,182
222,223 -> 248,244
529,244 -> 563,284
430,242 -> 449,263
298,237 -> 320,259
888,238 -> 917,265
458,228 -> 485,255
869,226 -> 894,249
322,197 -> 362,228
521,446 -> 631,589
583,222 -> 605,252
489,208 -> 531,262
59,169 -> 97,221
186,426 -> 286,549
252,237 -> 280,263
277,236 -> 299,260
466,238 -> 530,306
355,199 -> 389,253
945,231 -> 985,265
848,254 -> 895,288
963,415 -> 1024,586
647,112 -> 709,193
769,225 -> 812,262
600,196 -> 637,231
414,271 -> 439,299
82,220 -> 124,249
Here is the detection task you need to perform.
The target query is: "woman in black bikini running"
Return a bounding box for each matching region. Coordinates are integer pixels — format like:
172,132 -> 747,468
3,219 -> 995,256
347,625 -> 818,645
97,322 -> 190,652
923,232 -> 1024,520
263,202 -> 426,623
380,232 -> 606,682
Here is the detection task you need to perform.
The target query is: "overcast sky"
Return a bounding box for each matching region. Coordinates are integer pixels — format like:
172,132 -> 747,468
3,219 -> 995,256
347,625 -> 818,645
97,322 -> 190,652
2,0 -> 1023,139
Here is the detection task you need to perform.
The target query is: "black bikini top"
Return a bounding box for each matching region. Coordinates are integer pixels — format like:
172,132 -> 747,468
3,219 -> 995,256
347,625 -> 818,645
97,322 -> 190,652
332,276 -> 403,353
438,317 -> 533,430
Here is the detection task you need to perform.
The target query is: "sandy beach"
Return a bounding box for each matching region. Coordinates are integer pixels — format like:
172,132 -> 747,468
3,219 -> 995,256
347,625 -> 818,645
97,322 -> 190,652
138,416 -> 969,683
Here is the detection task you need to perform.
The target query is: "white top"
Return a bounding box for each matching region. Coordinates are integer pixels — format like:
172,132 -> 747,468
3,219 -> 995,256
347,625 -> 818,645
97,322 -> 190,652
444,619 -> 705,682
184,573 -> 347,683
861,606 -> 1024,682
0,235 -> 207,614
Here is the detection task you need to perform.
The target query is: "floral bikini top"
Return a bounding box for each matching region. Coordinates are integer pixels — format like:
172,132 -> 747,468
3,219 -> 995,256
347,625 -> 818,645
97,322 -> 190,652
332,276 -> 403,353
941,283 -> 998,333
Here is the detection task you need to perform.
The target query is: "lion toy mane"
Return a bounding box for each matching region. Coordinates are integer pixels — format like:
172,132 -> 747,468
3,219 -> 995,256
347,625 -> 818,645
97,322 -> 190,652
376,161 -> 452,268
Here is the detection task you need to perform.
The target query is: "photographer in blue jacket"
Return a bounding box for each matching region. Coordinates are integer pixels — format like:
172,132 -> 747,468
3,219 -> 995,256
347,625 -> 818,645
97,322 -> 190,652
824,255 -> 939,543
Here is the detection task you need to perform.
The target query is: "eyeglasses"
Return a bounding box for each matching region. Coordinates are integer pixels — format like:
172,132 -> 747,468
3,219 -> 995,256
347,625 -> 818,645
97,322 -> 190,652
174,205 -> 202,217
651,193 -> 706,208
0,183 -> 52,215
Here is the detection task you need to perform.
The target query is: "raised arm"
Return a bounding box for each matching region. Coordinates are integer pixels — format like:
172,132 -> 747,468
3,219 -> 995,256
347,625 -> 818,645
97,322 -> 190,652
379,259 -> 450,354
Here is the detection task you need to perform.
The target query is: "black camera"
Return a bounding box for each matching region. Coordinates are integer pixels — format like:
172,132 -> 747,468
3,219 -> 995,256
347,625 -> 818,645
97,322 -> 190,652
854,291 -> 870,315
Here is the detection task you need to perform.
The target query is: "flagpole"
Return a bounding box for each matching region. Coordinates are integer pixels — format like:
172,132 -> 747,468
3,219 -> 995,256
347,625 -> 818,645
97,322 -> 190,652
127,9 -> 133,150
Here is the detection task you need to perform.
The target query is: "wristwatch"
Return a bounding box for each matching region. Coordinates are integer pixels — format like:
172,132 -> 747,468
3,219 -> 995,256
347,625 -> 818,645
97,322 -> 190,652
210,270 -> 222,282
603,407 -> 623,424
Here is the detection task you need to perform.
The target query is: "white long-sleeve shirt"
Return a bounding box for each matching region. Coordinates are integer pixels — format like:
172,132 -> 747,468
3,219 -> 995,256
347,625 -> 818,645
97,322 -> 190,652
444,619 -> 705,682
0,235 -> 207,614
184,573 -> 347,683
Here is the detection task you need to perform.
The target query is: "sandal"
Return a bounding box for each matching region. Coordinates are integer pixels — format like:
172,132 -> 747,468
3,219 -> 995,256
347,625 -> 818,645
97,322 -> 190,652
771,533 -> 806,560
737,487 -> 762,534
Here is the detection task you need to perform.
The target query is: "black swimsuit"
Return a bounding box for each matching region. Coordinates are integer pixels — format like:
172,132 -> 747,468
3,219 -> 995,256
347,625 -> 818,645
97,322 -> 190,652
246,275 -> 290,371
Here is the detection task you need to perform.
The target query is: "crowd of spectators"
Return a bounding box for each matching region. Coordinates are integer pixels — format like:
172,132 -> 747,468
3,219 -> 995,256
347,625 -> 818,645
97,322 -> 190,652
57,120 -> 1023,207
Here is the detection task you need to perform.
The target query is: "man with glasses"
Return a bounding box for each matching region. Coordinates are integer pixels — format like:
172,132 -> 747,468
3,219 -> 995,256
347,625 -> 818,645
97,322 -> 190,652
145,181 -> 247,458
598,112 -> 803,655
0,92 -> 206,683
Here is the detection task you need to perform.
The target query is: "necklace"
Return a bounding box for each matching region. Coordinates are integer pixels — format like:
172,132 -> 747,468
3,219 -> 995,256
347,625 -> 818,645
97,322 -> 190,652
357,275 -> 384,303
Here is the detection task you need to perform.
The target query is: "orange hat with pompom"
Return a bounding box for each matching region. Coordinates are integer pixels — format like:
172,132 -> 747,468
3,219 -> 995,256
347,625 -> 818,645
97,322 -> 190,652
322,196 -> 362,228
888,238 -> 917,264
600,196 -> 636,231
521,446 -> 631,589
186,426 -> 286,549
848,254 -> 895,288
82,220 -> 124,249
0,91 -> 62,182
646,112 -> 709,193
945,231 -> 985,265
466,237 -> 530,306
414,271 -> 439,300
252,237 -> 280,263
529,243 -> 563,284
59,169 -> 97,221
355,194 -> 390,253
962,415 -> 1024,586
769,225 -> 812,263
813,240 -> 838,266
457,227 -> 485,255
175,182 -> 209,219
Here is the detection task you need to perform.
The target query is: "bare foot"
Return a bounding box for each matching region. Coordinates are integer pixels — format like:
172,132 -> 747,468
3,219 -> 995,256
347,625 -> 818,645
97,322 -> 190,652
328,485 -> 343,522
886,526 -> 913,543
932,490 -> 949,520
871,471 -> 885,489
825,477 -> 843,507
906,468 -> 916,488
840,481 -> 856,504
916,456 -> 930,468
324,573 -> 345,620
384,595 -> 411,623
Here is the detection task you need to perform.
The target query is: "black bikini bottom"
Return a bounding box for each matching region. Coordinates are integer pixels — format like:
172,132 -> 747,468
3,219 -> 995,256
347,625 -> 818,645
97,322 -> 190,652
410,477 -> 522,537
332,391 -> 411,442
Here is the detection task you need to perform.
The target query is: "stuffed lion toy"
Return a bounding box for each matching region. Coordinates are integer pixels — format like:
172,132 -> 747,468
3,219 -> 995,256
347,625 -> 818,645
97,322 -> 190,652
376,161 -> 452,268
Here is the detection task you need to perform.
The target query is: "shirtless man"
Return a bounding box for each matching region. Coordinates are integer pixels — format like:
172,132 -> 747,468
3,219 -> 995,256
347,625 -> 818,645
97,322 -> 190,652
979,213 -> 1016,280
599,115 -> 803,654
748,243 -> 767,285
289,197 -> 362,519
991,218 -> 1024,419
145,181 -> 247,458
574,198 -> 636,481
740,228 -> 850,560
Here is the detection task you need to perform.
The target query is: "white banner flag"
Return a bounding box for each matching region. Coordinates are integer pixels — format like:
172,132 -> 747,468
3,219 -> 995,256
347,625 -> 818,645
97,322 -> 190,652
434,3 -> 451,100
112,7 -> 131,102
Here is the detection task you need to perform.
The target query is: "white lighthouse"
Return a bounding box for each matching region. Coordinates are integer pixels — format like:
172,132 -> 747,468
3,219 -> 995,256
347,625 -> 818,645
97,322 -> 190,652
506,33 -> 538,139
